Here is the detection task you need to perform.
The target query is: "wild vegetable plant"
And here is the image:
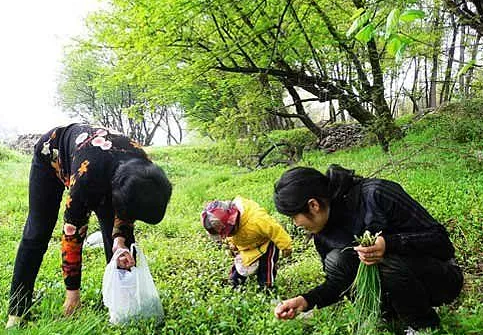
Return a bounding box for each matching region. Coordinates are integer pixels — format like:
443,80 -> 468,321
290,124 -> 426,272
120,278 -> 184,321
351,230 -> 382,335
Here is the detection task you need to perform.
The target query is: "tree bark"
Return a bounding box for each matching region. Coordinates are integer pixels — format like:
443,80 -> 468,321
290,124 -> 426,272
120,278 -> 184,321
466,32 -> 482,95
443,0 -> 483,35
411,57 -> 420,114
440,14 -> 458,103
429,8 -> 441,109
284,84 -> 324,139
457,25 -> 468,95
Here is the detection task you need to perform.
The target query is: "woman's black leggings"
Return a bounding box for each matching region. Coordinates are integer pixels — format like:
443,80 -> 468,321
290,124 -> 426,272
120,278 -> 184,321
8,151 -> 116,317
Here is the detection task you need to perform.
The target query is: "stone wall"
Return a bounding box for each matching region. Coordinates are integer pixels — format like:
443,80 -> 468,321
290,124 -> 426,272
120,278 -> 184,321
318,123 -> 364,152
8,134 -> 42,155
6,124 -> 364,156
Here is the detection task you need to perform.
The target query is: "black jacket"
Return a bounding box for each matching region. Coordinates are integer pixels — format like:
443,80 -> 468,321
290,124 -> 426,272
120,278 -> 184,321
303,178 -> 455,309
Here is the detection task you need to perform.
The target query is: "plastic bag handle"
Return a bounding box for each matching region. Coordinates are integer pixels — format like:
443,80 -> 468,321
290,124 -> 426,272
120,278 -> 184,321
111,248 -> 130,263
129,243 -> 148,269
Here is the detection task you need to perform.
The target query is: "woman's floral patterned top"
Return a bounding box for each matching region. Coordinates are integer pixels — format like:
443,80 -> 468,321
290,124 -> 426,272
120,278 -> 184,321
37,123 -> 148,290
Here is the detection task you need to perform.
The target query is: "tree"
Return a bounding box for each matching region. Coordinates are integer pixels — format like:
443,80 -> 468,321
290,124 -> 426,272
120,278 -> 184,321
444,0 -> 483,35
58,45 -> 178,145
82,0 -> 429,151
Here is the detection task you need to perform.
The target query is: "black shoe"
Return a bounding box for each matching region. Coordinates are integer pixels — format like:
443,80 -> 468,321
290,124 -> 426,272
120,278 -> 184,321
407,308 -> 440,330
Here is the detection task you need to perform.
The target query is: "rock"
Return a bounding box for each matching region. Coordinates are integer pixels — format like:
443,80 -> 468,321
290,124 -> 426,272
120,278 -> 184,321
8,134 -> 42,155
318,123 -> 364,152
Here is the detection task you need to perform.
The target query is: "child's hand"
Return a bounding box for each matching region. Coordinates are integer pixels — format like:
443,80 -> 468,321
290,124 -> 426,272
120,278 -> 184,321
282,249 -> 292,258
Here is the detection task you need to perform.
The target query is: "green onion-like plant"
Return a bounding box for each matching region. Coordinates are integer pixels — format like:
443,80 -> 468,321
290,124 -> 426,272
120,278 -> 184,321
351,230 -> 382,335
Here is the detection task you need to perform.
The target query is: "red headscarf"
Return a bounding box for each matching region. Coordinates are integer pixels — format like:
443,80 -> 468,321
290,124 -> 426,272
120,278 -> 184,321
201,200 -> 239,238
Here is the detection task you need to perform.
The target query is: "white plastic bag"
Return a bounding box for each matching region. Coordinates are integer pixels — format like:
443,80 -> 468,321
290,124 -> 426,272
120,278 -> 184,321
102,244 -> 164,324
234,254 -> 259,276
85,231 -> 104,248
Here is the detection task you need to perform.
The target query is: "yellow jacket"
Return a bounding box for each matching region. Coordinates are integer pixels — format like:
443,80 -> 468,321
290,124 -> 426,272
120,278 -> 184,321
227,196 -> 292,266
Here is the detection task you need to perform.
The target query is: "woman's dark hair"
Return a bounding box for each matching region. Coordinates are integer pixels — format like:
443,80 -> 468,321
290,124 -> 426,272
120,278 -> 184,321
273,164 -> 359,216
112,158 -> 172,224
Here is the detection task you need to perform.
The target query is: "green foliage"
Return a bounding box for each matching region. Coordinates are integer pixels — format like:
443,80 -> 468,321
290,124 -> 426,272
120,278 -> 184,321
346,11 -> 371,38
346,4 -> 425,62
399,9 -> 425,23
355,24 -> 375,43
0,146 -> 22,163
179,73 -> 288,141
267,128 -> 318,149
438,99 -> 483,143
58,45 -> 170,145
149,128 -> 317,169
385,9 -> 400,40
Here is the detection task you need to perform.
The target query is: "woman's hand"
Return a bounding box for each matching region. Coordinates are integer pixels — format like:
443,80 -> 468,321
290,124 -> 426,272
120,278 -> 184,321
274,296 -> 308,320
113,237 -> 135,269
354,235 -> 386,265
63,289 -> 81,316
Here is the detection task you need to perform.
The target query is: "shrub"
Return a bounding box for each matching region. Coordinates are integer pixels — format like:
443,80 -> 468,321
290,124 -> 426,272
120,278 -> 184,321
0,146 -> 22,162
149,128 -> 318,169
439,99 -> 483,143
266,128 -> 318,149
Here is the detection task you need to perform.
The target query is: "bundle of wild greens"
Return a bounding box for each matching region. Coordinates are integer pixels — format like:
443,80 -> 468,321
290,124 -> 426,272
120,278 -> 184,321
351,230 -> 382,335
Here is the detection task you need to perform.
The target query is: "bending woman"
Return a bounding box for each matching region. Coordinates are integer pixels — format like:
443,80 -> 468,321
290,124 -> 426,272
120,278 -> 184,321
7,124 -> 172,327
273,165 -> 462,332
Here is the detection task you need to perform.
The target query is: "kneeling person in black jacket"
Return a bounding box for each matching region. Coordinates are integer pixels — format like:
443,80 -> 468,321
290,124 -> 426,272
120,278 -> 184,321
273,165 -> 463,332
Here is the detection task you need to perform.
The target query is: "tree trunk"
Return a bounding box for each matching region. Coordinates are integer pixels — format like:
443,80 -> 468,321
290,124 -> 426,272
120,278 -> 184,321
285,84 -> 324,139
329,100 -> 336,122
457,25 -> 467,95
429,9 -> 441,109
466,33 -> 482,95
411,57 -> 420,114
440,14 -> 458,103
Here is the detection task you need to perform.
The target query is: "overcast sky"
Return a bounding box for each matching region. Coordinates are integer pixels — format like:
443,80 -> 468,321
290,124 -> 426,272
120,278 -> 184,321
0,0 -> 101,137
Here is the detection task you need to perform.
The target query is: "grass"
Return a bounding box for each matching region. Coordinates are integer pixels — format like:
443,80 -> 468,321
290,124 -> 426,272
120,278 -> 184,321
0,109 -> 483,334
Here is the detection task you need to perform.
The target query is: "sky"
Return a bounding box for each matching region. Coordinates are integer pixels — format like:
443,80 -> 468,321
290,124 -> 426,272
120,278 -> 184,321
0,0 -> 101,139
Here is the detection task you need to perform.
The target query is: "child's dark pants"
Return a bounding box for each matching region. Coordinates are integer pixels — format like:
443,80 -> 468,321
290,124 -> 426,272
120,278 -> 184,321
230,241 -> 280,289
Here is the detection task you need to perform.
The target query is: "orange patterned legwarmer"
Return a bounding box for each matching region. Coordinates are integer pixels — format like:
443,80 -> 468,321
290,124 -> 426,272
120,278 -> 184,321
61,224 -> 87,290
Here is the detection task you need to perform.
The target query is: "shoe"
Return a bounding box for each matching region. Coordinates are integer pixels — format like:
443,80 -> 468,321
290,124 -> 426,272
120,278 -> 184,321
404,326 -> 434,335
5,315 -> 22,329
404,326 -> 418,335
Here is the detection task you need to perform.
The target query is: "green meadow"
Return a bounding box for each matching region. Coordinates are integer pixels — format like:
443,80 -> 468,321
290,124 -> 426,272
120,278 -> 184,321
1,108 -> 482,334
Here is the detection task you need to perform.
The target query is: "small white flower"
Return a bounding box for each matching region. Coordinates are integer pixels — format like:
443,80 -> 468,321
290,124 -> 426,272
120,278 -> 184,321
91,136 -> 106,147
41,142 -> 50,155
75,132 -> 89,144
100,140 -> 112,150
52,148 -> 59,160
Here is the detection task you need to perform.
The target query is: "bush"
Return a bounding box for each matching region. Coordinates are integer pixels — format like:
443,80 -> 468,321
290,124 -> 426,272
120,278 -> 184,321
266,128 -> 318,149
0,146 -> 22,162
439,99 -> 483,143
149,128 -> 318,169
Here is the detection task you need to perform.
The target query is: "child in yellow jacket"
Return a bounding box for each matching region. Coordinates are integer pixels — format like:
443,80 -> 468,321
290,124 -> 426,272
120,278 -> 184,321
201,196 -> 292,289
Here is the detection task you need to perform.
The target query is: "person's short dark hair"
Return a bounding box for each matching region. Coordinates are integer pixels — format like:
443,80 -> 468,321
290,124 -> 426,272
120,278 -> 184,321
274,164 -> 359,216
112,158 -> 172,224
